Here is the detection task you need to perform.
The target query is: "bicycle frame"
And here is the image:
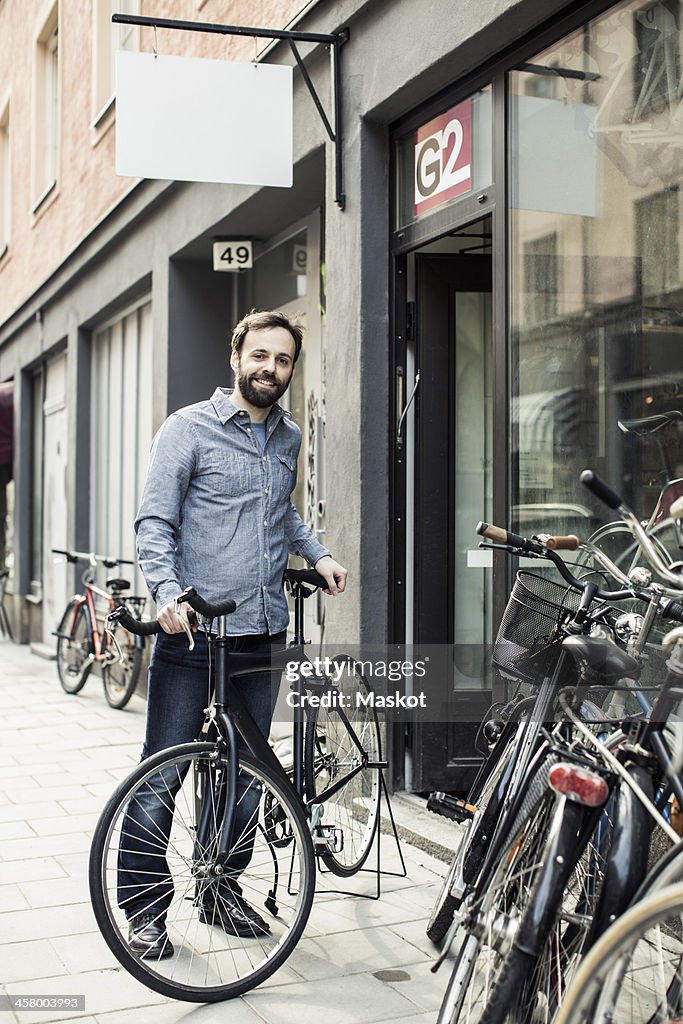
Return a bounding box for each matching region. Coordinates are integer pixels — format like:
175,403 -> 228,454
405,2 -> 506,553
189,576 -> 387,866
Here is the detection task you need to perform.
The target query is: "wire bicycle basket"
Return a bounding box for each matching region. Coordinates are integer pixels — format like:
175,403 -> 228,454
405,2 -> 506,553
492,571 -> 583,685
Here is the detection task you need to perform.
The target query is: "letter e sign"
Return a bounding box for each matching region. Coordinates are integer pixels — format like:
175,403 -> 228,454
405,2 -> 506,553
414,99 -> 472,217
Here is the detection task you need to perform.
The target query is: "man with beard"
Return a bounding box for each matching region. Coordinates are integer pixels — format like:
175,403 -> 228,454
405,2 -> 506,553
124,310 -> 346,958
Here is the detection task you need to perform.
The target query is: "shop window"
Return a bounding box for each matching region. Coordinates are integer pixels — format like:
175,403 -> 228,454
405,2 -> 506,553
33,6 -> 59,211
93,0 -> 138,126
636,188 -> 679,296
524,233 -> 559,323
509,0 -> 683,544
91,299 -> 152,588
523,64 -> 560,100
0,99 -> 9,257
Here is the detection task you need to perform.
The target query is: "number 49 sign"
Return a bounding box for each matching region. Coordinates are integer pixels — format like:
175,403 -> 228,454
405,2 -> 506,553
212,240 -> 253,272
414,99 -> 472,217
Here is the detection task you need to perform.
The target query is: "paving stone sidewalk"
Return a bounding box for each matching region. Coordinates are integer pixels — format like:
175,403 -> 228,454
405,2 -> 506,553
0,638 -> 451,1024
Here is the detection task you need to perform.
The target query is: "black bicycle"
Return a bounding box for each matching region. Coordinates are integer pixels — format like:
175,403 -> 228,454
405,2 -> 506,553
88,568 -> 384,1002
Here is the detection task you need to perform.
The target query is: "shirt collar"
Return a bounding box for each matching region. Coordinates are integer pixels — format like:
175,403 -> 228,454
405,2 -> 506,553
210,387 -> 289,429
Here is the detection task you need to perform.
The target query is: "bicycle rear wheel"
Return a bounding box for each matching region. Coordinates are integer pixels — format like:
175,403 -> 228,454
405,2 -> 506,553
89,742 -> 315,1002
304,656 -> 382,876
102,626 -> 143,710
56,599 -> 93,694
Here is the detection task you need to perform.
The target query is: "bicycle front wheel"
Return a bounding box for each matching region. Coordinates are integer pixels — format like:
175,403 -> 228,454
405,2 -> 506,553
102,627 -> 143,710
555,882 -> 683,1024
304,656 -> 382,876
56,599 -> 92,694
89,742 -> 316,1002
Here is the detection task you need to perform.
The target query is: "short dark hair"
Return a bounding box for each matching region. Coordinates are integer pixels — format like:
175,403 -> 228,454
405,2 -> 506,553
231,309 -> 304,364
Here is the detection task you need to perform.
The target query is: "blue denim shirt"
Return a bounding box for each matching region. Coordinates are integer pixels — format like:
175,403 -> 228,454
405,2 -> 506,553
135,388 -> 330,635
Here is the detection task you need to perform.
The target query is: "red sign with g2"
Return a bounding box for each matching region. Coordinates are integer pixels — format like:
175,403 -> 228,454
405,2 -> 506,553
414,99 -> 472,217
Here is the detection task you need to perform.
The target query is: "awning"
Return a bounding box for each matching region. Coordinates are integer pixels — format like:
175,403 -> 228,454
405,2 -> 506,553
0,382 -> 13,468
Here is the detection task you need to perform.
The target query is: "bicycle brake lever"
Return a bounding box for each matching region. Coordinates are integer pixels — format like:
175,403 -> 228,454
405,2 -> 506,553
173,597 -> 196,651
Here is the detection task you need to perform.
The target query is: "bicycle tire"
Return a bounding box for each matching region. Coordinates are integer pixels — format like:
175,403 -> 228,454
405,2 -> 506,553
56,599 -> 93,694
89,741 -> 316,1002
427,723 -> 519,944
554,882 -> 683,1024
303,655 -> 382,876
102,626 -> 143,709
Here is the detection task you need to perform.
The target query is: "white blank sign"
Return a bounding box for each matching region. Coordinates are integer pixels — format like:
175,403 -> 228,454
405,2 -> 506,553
116,51 -> 293,187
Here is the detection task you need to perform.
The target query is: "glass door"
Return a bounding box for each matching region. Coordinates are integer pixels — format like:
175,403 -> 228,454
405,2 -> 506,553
409,216 -> 494,791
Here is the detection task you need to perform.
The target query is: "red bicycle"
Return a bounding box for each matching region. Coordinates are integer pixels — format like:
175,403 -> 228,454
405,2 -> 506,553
52,549 -> 146,709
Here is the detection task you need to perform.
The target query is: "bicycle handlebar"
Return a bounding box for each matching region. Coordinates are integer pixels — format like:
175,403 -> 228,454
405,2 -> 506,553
51,548 -> 134,568
476,521 -> 633,601
107,586 -> 237,636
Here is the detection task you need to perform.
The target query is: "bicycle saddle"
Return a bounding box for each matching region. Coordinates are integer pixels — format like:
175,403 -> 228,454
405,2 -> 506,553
617,411 -> 683,436
106,577 -> 130,591
562,634 -> 640,681
283,568 -> 327,588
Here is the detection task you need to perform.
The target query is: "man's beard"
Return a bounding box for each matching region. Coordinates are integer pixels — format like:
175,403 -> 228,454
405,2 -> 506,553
237,366 -> 290,408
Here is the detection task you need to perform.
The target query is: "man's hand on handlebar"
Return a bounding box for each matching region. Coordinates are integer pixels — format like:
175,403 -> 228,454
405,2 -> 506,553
157,597 -> 197,635
313,555 -> 348,596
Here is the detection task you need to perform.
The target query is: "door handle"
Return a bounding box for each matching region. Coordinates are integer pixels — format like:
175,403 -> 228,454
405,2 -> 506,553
396,369 -> 420,452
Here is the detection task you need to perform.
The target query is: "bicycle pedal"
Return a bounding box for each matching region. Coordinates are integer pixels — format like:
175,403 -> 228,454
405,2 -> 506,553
427,792 -> 476,824
312,824 -> 344,853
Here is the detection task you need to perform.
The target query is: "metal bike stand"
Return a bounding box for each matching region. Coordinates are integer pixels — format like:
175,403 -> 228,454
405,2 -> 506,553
284,573 -> 407,899
314,767 -> 408,901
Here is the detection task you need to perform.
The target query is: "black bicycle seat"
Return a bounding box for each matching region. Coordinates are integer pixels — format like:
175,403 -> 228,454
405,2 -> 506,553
618,411 -> 683,436
562,635 -> 640,682
106,577 -> 130,591
283,568 -> 327,589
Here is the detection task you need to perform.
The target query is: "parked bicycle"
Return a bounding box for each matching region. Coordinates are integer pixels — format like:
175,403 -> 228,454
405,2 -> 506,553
88,568 -> 384,1002
52,549 -> 146,709
431,485 -> 683,1023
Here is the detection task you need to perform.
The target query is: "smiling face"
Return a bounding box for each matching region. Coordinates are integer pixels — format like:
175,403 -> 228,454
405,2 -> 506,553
230,326 -> 296,412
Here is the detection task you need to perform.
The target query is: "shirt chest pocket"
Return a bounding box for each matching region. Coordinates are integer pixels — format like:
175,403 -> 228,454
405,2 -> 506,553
205,451 -> 251,496
273,453 -> 296,499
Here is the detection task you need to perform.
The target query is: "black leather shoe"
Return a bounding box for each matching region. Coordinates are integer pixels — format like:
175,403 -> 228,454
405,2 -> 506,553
199,888 -> 271,937
128,912 -> 175,959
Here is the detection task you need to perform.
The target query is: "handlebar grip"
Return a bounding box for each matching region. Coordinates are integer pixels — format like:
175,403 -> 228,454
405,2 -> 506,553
476,521 -> 527,550
580,470 -> 623,510
109,606 -> 162,636
544,535 -> 580,551
661,598 -> 683,624
52,548 -> 77,562
178,586 -> 237,618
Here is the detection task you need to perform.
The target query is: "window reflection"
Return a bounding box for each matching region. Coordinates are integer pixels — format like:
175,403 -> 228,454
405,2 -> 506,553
509,0 -> 683,539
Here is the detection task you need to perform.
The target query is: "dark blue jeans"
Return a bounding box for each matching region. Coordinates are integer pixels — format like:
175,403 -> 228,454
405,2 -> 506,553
117,628 -> 286,920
